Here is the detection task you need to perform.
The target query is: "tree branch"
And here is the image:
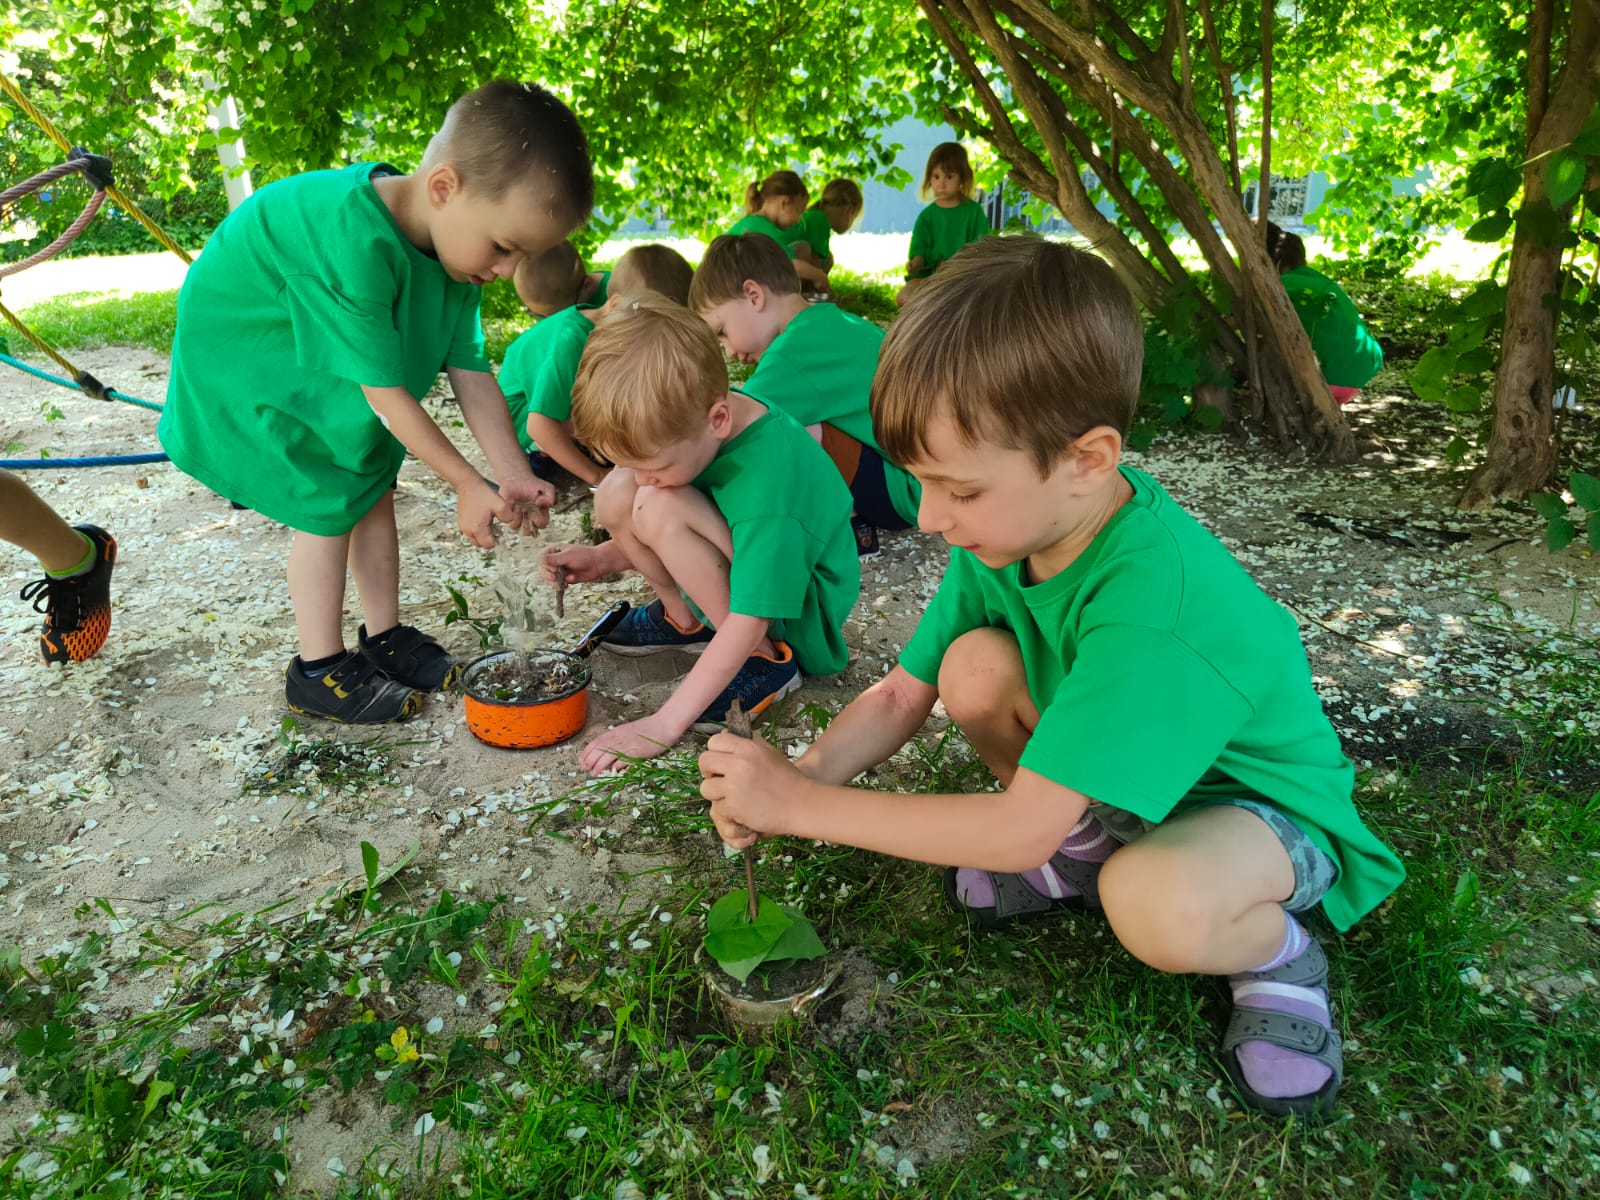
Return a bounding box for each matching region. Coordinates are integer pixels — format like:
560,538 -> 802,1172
1196,0 -> 1241,194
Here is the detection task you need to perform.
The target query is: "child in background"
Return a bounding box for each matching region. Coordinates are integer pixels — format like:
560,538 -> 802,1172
787,178 -> 864,283
728,171 -> 829,289
701,235 -> 1404,1119
1267,224 -> 1383,404
690,233 -> 917,555
3,470 -> 116,663
515,240 -> 610,319
501,244 -> 694,485
161,81 -> 593,723
897,142 -> 989,307
541,295 -> 859,775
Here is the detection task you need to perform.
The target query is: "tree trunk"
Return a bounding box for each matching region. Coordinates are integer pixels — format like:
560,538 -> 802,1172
1460,0 -> 1600,507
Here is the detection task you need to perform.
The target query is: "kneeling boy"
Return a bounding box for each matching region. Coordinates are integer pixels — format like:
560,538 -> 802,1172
690,234 -> 918,554
701,236 -> 1405,1119
543,295 -> 860,776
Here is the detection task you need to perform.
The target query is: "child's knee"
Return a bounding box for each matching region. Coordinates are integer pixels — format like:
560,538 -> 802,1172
1100,846 -> 1222,974
593,470 -> 637,531
938,628 -> 1024,724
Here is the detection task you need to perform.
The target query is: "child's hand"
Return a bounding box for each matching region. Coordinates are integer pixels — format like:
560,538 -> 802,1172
580,716 -> 677,776
455,477 -> 515,548
542,544 -> 613,585
499,473 -> 555,532
699,732 -> 805,846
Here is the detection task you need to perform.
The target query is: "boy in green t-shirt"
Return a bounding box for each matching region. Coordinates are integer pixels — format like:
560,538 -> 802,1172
689,233 -> 919,554
500,244 -> 694,485
541,295 -> 859,776
701,236 -> 1405,1120
160,81 -> 593,723
1267,224 -> 1384,404
513,239 -> 610,319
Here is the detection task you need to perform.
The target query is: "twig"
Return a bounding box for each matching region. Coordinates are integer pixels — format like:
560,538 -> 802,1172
724,699 -> 759,923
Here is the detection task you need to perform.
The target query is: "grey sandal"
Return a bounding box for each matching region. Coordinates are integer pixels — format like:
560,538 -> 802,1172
1221,938 -> 1344,1119
943,851 -> 1104,930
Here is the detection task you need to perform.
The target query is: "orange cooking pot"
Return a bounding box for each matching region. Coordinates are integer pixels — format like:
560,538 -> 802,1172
460,601 -> 630,749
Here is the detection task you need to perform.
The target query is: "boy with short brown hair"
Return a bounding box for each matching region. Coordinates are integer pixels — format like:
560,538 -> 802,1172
514,240 -> 609,318
161,80 -> 593,722
690,233 -> 918,554
542,295 -> 860,776
702,234 -> 1405,1119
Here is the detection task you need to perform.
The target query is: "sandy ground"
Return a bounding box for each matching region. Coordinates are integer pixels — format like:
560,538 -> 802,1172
2,340 -> 1598,1185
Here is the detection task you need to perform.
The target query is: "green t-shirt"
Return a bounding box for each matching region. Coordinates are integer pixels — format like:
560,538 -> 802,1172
739,304 -> 920,526
899,467 -> 1404,931
692,404 -> 860,675
907,200 -> 990,279
1281,265 -> 1384,389
785,208 -> 833,267
160,162 -> 488,535
498,305 -> 597,454
728,213 -> 800,257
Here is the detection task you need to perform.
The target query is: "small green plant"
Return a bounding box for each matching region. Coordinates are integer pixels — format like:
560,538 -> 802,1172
1531,470 -> 1600,551
444,577 -> 505,649
703,889 -> 825,984
579,509 -> 608,546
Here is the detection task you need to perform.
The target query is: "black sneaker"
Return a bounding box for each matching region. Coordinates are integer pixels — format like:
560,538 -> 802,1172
357,623 -> 459,690
21,524 -> 117,664
600,598 -> 715,656
690,642 -> 802,733
851,514 -> 881,559
285,652 -> 422,723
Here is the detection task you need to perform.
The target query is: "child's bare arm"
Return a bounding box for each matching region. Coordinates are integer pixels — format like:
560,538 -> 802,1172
795,665 -> 937,785
704,740 -> 1089,870
527,413 -> 607,486
447,368 -> 552,494
578,613 -> 772,775
792,257 -> 829,287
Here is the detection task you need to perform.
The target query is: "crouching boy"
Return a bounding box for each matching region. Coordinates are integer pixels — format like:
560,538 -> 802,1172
700,235 -> 1405,1118
543,295 -> 861,775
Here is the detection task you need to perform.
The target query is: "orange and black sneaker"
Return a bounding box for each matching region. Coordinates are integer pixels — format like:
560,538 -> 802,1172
285,652 -> 422,723
21,524 -> 117,664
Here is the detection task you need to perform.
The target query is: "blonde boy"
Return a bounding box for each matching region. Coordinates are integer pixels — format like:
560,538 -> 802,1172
690,233 -> 919,552
500,244 -> 694,484
514,240 -> 610,318
542,295 -> 860,775
161,81 -> 592,723
701,236 -> 1405,1118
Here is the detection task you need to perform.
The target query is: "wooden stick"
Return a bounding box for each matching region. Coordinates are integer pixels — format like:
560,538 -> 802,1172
723,699 -> 759,923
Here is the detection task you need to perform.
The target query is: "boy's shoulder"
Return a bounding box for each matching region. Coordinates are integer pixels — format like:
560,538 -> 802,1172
506,305 -> 596,354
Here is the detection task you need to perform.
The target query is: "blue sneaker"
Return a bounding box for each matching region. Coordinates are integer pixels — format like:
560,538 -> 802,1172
691,642 -> 802,733
600,598 -> 715,656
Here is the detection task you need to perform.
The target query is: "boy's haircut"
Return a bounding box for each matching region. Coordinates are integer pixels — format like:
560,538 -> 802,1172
610,244 -> 696,306
515,241 -> 585,313
572,292 -> 728,462
744,169 -> 809,213
427,80 -> 594,221
1266,222 -> 1308,272
688,234 -> 801,310
819,177 -> 864,225
921,141 -> 975,202
873,235 -> 1141,474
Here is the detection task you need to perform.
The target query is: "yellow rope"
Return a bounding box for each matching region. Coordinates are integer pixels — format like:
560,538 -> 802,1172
0,68 -> 193,265
0,298 -> 84,378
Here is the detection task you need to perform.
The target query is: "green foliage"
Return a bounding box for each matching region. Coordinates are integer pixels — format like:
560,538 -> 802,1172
1531,472 -> 1600,552
702,891 -> 825,984
444,576 -> 504,650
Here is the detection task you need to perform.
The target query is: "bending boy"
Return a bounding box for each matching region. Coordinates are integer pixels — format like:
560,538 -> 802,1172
501,244 -> 694,485
690,234 -> 919,553
161,81 -> 593,722
542,295 -> 860,775
701,236 -> 1405,1119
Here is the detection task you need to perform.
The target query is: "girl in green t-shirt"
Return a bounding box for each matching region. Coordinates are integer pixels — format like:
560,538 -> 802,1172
897,142 -> 991,307
1267,224 -> 1384,404
727,171 -> 829,290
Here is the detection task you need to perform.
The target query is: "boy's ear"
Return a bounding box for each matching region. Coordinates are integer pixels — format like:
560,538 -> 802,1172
424,164 -> 464,209
707,392 -> 734,435
1065,425 -> 1125,489
741,279 -> 766,310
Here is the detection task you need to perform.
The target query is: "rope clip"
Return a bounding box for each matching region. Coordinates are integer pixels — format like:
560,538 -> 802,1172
68,146 -> 115,191
74,369 -> 110,400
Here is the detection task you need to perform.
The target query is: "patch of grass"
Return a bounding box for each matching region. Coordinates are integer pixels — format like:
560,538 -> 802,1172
15,290 -> 178,354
